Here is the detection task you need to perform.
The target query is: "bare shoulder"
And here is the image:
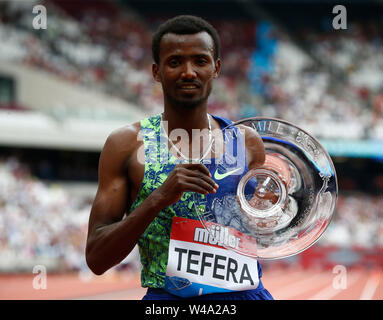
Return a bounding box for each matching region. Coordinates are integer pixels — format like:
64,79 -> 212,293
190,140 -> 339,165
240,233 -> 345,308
102,121 -> 141,155
98,121 -> 143,173
106,121 -> 140,145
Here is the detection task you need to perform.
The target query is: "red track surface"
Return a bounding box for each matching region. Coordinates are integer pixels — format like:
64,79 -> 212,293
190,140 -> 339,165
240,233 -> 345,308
1,266 -> 382,300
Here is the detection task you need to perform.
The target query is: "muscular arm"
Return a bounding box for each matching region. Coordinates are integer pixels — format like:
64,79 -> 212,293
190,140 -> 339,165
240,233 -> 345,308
85,125 -> 164,275
242,126 -> 291,205
86,125 -> 218,275
242,126 -> 280,205
242,125 -> 266,170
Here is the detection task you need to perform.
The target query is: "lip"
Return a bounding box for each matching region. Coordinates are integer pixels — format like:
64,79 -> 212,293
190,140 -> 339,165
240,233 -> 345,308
177,83 -> 201,90
178,86 -> 199,91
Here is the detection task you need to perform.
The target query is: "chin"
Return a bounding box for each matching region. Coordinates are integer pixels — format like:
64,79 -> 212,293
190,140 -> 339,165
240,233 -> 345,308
180,100 -> 202,109
172,96 -> 207,109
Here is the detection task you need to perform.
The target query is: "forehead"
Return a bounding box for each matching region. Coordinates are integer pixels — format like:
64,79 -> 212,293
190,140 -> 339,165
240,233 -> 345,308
159,31 -> 215,60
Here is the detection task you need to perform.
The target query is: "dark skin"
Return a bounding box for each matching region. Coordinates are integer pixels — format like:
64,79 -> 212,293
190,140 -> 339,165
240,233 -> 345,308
85,31 -> 265,275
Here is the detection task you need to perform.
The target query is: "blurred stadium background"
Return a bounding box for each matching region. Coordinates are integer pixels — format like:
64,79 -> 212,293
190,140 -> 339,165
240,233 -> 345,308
0,0 -> 383,300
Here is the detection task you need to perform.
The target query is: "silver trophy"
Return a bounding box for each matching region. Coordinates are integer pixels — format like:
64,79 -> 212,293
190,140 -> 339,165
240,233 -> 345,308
194,117 -> 338,260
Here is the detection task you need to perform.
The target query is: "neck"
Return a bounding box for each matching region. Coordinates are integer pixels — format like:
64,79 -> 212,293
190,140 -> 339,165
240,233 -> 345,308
161,107 -> 214,162
162,105 -> 210,135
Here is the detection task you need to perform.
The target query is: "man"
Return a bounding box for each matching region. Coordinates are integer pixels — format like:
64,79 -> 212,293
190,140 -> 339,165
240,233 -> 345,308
86,15 -> 273,300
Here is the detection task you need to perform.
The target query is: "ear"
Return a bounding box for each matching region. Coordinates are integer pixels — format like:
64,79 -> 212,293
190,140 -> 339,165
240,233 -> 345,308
152,63 -> 161,82
213,58 -> 221,78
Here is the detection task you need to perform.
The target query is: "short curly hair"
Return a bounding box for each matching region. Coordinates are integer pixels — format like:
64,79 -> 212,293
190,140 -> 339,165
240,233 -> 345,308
152,15 -> 221,64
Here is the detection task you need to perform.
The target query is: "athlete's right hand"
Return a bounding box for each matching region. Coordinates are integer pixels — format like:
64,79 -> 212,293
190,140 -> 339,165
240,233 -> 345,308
153,163 -> 219,207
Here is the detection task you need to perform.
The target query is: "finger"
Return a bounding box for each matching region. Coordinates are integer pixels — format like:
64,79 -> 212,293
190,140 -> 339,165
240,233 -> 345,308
181,182 -> 212,195
185,176 -> 217,194
185,169 -> 218,189
182,163 -> 211,177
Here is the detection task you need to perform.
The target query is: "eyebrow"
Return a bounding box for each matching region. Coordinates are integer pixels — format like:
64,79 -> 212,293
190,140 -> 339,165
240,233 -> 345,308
166,53 -> 212,60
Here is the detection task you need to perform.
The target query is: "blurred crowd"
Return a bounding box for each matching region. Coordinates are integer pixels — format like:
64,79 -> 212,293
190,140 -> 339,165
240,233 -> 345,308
0,1 -> 383,271
0,0 -> 382,139
0,0 -> 253,120
0,157 -> 91,272
246,20 -> 383,140
0,156 -> 382,272
320,192 -> 383,248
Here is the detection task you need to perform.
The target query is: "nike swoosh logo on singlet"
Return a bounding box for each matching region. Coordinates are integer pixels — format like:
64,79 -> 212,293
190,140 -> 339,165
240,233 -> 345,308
214,167 -> 242,180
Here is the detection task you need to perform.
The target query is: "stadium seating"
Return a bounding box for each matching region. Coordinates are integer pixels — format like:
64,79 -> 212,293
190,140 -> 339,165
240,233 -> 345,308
1,0 -> 381,139
0,0 -> 382,272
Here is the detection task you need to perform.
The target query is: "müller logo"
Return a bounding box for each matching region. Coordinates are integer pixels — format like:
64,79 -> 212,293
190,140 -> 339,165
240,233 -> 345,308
193,225 -> 241,250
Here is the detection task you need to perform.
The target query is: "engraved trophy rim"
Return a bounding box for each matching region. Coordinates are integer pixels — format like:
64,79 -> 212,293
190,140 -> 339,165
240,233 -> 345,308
193,117 -> 338,260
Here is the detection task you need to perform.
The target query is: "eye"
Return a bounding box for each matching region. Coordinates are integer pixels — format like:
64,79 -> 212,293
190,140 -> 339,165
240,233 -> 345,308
168,58 -> 180,67
195,57 -> 208,66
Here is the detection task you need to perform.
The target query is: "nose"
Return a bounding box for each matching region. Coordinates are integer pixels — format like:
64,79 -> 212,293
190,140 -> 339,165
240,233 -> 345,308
180,61 -> 197,80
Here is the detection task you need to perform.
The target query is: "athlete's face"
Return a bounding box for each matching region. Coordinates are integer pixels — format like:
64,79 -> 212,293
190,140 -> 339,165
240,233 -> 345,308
152,32 -> 221,109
